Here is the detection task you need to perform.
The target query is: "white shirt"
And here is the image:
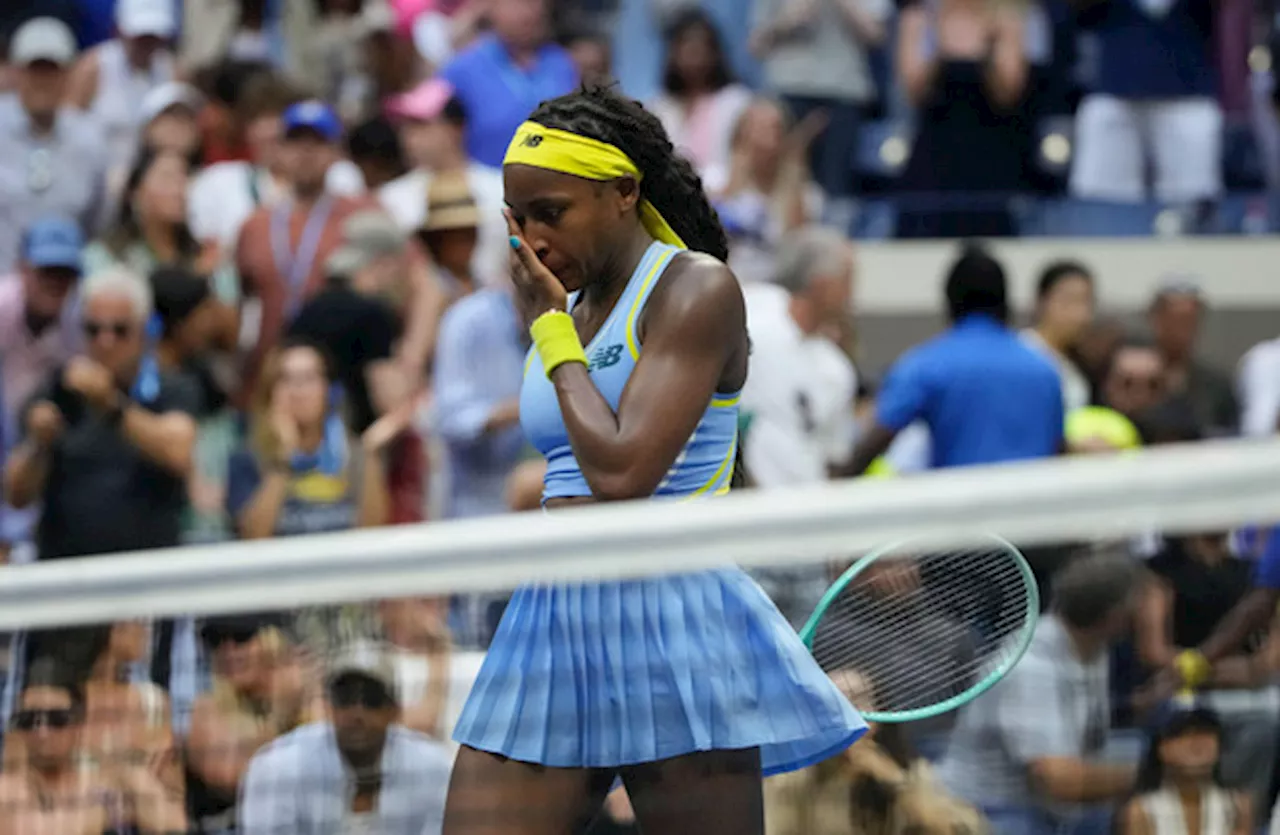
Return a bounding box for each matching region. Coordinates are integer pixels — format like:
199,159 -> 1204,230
1021,328 -> 1091,414
390,648 -> 485,752
188,160 -> 366,252
740,283 -> 856,487
378,163 -> 507,288
1237,337 -> 1280,437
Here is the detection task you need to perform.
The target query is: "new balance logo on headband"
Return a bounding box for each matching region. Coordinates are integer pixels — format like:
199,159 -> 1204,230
521,134 -> 544,148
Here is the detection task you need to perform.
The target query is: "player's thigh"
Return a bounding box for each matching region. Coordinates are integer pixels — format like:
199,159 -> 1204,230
1069,93 -> 1145,202
1149,96 -> 1223,202
621,747 -> 763,835
443,745 -> 612,835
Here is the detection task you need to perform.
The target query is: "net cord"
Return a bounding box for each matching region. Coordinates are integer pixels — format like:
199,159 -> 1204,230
1,439 -> 1278,630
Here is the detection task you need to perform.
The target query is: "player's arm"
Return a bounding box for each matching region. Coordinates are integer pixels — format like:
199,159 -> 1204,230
550,254 -> 746,501
838,353 -> 928,477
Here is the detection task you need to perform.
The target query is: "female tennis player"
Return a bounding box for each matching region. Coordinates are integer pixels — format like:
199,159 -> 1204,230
444,86 -> 866,835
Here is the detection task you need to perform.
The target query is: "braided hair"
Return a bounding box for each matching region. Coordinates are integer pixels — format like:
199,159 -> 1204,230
527,85 -> 730,263
528,86 -> 749,489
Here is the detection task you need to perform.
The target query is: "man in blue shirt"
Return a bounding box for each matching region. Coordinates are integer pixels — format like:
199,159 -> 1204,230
844,245 -> 1063,474
438,0 -> 577,168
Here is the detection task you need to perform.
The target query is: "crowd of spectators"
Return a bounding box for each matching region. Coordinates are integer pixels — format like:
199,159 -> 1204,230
0,0 -> 1278,834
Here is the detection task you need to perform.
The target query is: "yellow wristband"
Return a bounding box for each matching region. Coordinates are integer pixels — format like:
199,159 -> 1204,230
530,310 -> 587,378
1174,650 -> 1212,689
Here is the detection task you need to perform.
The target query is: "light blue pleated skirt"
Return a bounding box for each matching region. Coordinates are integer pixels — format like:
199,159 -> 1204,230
452,567 -> 867,775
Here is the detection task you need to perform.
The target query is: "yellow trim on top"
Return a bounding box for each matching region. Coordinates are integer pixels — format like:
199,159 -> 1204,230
688,435 -> 737,498
709,393 -> 741,409
625,247 -> 678,361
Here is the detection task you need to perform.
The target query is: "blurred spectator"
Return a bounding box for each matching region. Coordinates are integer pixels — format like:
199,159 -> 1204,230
1236,329 -> 1280,437
649,9 -> 752,177
1069,0 -> 1221,203
843,245 -> 1063,473
66,0 -> 179,181
707,98 -> 825,284
225,336 -> 398,542
408,0 -> 490,69
235,100 -> 377,399
428,242 -> 525,520
937,550 -> 1141,835
0,217 -> 84,553
239,642 -> 452,834
1136,533 -> 1280,811
4,267 -> 197,562
190,58 -> 271,166
381,79 -> 507,285
750,0 -> 887,206
189,74 -> 366,254
1147,280 -> 1238,436
1118,702 -> 1253,835
347,115 -> 409,191
85,148 -> 234,302
0,17 -> 109,274
297,0 -> 374,116
741,227 -> 856,489
352,0 -> 429,124
0,657 -> 187,833
290,212 -> 413,433
894,0 -> 1031,238
563,28 -> 614,85
1099,336 -> 1170,422
136,82 -> 206,163
437,0 -> 578,168
1075,316 -> 1127,403
417,172 -> 485,300
379,597 -> 484,743
187,615 -> 320,833
1022,260 -> 1095,414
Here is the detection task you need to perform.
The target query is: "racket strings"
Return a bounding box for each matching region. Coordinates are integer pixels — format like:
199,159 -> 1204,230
811,545 -> 1032,716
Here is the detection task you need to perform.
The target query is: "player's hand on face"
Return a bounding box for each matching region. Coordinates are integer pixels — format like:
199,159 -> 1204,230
505,209 -> 568,323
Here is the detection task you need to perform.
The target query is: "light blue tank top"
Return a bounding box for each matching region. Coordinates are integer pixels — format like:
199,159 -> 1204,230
520,241 -> 740,502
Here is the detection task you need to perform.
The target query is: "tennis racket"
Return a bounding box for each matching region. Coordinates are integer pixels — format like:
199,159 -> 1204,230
799,535 -> 1040,723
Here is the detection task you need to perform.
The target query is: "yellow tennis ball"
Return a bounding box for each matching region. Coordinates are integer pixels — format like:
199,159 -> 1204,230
1065,406 -> 1142,452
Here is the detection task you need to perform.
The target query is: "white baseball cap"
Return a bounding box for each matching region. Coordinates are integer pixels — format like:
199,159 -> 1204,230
9,17 -> 78,67
139,82 -> 203,125
116,0 -> 177,38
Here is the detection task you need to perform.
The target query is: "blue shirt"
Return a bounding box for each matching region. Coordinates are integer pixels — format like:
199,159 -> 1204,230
876,314 -> 1064,469
1083,0 -> 1215,98
431,289 -> 527,518
1255,527 -> 1280,589
439,35 -> 578,168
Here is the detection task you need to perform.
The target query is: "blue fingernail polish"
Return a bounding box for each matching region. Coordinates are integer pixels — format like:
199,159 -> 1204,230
509,236 -> 520,250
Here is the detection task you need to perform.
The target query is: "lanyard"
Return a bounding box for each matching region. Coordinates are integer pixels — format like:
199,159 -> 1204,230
270,195 -> 335,319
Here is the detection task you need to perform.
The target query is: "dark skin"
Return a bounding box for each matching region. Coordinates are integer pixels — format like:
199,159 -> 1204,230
441,165 -> 760,835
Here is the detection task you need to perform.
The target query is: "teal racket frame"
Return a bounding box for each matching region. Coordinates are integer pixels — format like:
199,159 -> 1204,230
798,534 -> 1041,723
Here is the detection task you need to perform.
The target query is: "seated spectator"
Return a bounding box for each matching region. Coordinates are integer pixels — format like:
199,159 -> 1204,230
707,98 -> 825,284
187,615 -> 320,834
1021,260 -> 1095,414
0,216 -> 85,555
936,550 -> 1140,835
66,0 -> 180,190
894,0 -> 1031,239
136,82 -> 205,164
0,17 -> 109,275
0,657 -> 186,834
238,642 -> 452,835
1118,701 -> 1252,835
648,9 -> 752,178
1147,280 -> 1238,436
844,245 -> 1062,474
1135,533 -> 1280,811
85,148 -> 234,302
1099,336 -> 1172,424
417,170 -> 486,301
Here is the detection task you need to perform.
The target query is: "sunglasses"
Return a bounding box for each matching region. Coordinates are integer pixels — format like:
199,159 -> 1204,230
330,677 -> 393,710
201,626 -> 259,648
1119,374 -> 1163,393
12,708 -> 75,731
82,320 -> 134,340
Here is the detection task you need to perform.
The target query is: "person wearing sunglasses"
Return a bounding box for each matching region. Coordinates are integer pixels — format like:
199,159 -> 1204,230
0,657 -> 187,835
239,642 -> 452,835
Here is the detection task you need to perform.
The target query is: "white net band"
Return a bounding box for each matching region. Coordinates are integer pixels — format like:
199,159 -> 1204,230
1,438 -> 1278,630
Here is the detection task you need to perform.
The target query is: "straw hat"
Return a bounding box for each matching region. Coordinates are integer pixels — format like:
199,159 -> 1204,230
420,172 -> 480,233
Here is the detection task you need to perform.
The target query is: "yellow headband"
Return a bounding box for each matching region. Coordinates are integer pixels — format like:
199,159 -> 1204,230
504,121 -> 687,250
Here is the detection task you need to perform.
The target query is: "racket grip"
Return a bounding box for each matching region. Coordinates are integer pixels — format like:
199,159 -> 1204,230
1174,650 -> 1211,689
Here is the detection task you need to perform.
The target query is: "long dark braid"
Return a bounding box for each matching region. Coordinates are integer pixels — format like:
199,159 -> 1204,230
528,86 -> 750,489
528,86 -> 730,262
